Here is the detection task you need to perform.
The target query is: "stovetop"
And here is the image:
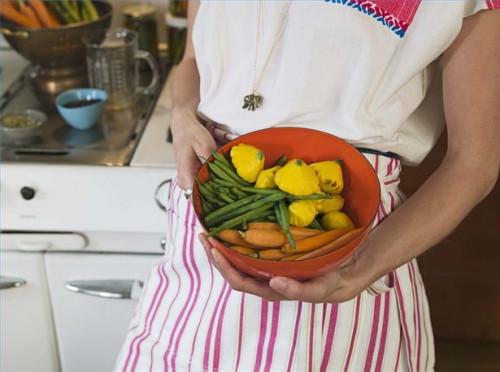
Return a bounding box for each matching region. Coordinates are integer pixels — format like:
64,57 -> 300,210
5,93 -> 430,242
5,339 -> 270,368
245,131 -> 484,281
1,65 -> 165,166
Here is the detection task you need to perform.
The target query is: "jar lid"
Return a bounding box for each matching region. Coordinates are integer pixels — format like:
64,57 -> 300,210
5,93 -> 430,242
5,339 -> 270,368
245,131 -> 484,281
123,4 -> 156,19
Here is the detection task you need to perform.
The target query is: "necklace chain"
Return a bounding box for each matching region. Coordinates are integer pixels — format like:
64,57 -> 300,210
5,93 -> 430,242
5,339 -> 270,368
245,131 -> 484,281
243,0 -> 292,111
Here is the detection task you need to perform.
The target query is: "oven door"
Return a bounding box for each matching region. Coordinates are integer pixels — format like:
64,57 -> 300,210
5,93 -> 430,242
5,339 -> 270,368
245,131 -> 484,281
1,251 -> 60,372
45,252 -> 162,372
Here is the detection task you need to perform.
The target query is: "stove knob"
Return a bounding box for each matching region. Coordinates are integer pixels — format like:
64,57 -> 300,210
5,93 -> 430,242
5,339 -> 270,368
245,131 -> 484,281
20,186 -> 36,200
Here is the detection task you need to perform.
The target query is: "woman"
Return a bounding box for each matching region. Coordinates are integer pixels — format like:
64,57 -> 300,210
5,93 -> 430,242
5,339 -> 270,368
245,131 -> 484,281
116,1 -> 499,371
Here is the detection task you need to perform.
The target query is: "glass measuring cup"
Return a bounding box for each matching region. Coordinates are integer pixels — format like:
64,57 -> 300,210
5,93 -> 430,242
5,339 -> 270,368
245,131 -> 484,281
84,28 -> 159,110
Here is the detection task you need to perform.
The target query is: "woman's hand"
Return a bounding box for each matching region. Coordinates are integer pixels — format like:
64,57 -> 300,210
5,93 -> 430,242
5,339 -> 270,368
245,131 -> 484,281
199,233 -> 372,303
171,108 -> 217,190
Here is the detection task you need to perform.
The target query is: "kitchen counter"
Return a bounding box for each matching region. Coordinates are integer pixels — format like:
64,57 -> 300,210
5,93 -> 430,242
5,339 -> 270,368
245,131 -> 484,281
130,71 -> 176,169
0,40 -> 176,169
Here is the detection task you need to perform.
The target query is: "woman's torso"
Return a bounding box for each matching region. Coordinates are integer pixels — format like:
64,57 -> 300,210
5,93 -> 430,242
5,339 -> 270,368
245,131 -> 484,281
193,0 -> 492,164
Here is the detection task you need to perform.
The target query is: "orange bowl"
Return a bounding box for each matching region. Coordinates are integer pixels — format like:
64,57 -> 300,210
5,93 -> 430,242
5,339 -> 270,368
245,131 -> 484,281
193,127 -> 380,280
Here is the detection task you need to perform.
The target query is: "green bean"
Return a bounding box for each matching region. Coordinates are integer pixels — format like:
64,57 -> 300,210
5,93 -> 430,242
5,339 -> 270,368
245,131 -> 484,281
207,192 -> 287,228
240,187 -> 286,196
220,192 -> 235,204
278,199 -> 296,249
213,160 -> 252,187
212,178 -> 236,188
231,187 -> 248,198
309,218 -> 325,231
212,151 -> 233,169
208,203 -> 275,236
208,163 -> 242,187
205,194 -> 263,224
290,194 -> 333,201
274,155 -> 288,167
83,0 -> 99,21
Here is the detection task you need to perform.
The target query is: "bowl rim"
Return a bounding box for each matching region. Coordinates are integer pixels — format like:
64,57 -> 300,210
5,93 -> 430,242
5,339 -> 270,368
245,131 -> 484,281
56,88 -> 108,108
0,1 -> 112,34
194,126 -> 382,264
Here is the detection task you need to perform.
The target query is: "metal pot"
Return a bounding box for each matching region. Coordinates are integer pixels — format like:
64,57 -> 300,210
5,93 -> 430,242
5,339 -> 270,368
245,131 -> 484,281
0,1 -> 112,70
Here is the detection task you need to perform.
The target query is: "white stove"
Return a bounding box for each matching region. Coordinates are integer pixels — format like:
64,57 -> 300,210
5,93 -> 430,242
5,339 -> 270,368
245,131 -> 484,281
1,47 -> 177,372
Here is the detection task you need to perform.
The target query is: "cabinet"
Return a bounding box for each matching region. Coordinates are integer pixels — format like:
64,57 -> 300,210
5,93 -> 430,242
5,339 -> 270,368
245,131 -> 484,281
1,251 -> 59,372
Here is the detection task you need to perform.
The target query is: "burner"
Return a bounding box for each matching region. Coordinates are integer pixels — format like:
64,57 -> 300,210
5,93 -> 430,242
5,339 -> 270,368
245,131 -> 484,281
1,65 -> 165,166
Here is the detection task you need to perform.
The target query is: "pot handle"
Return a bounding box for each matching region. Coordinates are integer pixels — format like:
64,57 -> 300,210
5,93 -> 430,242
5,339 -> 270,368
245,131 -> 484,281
0,27 -> 29,39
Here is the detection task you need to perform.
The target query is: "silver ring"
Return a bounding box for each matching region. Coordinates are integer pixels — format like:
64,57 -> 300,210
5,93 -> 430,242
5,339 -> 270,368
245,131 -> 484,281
183,188 -> 193,200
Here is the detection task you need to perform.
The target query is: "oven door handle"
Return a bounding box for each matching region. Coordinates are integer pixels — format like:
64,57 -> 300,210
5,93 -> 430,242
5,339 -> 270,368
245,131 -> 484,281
154,179 -> 172,212
65,279 -> 143,300
0,276 -> 27,290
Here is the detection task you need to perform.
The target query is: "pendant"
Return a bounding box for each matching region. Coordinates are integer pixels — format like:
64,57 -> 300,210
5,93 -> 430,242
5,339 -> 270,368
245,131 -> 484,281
242,93 -> 263,111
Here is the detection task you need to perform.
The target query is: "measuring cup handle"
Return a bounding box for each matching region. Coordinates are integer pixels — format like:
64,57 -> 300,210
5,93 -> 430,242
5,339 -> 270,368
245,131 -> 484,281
135,50 -> 160,95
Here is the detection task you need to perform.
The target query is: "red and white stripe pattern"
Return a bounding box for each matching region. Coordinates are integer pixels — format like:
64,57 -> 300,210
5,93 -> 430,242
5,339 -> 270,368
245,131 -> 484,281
115,154 -> 434,372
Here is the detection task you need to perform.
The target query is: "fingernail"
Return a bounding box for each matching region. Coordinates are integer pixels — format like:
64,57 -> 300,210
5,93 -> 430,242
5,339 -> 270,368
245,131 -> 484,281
271,278 -> 287,292
211,249 -> 220,266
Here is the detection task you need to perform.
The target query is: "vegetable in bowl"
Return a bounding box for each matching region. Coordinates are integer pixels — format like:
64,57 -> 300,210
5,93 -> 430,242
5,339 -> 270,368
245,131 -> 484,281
0,0 -> 100,29
197,143 -> 359,262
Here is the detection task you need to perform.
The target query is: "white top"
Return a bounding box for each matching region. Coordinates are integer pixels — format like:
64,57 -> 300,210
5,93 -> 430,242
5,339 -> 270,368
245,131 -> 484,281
192,0 -> 499,165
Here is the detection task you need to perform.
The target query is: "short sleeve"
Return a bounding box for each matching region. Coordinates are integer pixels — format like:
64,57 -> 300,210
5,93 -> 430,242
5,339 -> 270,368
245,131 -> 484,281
463,0 -> 500,17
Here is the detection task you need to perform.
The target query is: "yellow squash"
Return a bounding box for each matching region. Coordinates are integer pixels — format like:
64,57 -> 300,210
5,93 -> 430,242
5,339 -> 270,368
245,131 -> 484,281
230,144 -> 265,183
255,165 -> 281,189
274,159 -> 321,196
321,211 -> 355,230
288,200 -> 318,227
314,194 -> 345,213
310,160 -> 344,194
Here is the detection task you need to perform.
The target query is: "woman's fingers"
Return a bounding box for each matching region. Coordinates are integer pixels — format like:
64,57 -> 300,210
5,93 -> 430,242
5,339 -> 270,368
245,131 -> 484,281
175,144 -> 200,189
269,276 -> 331,303
172,117 -> 217,190
199,234 -> 285,301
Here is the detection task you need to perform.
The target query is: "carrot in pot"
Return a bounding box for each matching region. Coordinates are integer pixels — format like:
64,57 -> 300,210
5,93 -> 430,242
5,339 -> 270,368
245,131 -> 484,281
289,226 -> 323,238
242,229 -> 288,248
280,253 -> 306,261
17,0 -> 42,27
257,249 -> 290,261
28,0 -> 60,27
247,222 -> 281,230
282,227 -> 353,254
296,227 -> 366,261
0,0 -> 40,28
218,230 -> 259,249
229,246 -> 258,258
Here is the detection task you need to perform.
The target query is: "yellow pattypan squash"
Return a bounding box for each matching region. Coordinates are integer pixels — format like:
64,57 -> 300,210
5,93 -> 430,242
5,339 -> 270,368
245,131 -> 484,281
274,159 -> 321,196
230,144 -> 265,183
310,160 -> 344,194
255,165 -> 281,189
288,200 -> 318,227
314,195 -> 345,213
321,211 -> 354,230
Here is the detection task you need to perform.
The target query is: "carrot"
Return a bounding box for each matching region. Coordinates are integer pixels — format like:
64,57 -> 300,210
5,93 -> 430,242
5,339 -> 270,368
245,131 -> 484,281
28,0 -> 60,27
280,253 -> 306,261
282,227 -> 353,254
289,226 -> 323,238
0,0 -> 40,28
17,0 -> 42,27
247,223 -> 323,239
257,249 -> 290,261
218,230 -> 259,249
229,246 -> 258,258
242,229 -> 288,248
296,228 -> 366,261
247,222 -> 281,230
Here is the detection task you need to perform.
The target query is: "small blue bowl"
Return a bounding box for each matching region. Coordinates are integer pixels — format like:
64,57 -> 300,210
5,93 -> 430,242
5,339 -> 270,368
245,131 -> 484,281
56,89 -> 108,130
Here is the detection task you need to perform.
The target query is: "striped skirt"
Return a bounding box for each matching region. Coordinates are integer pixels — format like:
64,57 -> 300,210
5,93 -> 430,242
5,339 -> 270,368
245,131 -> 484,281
115,154 -> 435,372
